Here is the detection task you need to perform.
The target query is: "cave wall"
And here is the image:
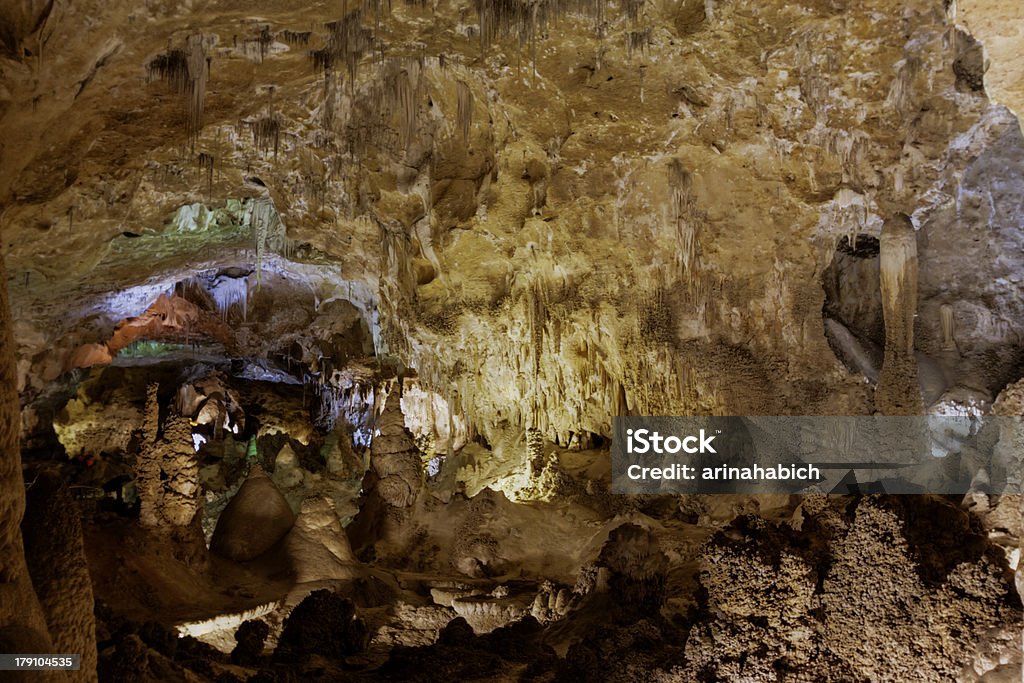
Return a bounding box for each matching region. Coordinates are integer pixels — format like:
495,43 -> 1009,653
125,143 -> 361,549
4,1 -> 1024,448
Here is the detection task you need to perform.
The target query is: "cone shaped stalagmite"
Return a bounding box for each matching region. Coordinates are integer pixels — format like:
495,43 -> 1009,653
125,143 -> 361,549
211,464 -> 296,562
876,213 -> 924,415
346,393 -> 423,555
285,496 -> 360,583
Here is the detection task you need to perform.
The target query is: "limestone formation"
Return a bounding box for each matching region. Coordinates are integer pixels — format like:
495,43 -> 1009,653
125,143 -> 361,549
131,383 -> 208,566
284,495 -> 360,583
347,392 -> 424,555
877,213 -> 925,415
681,497 -> 1024,682
211,464 -> 295,562
0,229 -> 55,676
2,0 -> 1024,680
22,471 -> 99,683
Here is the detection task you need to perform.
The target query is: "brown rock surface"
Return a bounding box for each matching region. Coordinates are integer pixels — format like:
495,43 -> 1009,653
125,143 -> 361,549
22,471 -> 99,683
3,1 -> 1024,680
211,464 -> 295,562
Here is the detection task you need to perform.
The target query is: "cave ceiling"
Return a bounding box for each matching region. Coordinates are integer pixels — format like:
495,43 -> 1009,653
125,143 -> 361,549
2,0 -> 1024,438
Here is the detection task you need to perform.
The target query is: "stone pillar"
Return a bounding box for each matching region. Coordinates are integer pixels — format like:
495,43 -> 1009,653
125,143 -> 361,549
347,392 -> 423,555
876,213 -> 924,415
23,471 -> 99,682
136,388 -> 206,566
0,237 -> 56,678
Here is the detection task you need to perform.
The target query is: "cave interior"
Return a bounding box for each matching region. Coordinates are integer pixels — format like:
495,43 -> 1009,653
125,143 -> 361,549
0,0 -> 1022,681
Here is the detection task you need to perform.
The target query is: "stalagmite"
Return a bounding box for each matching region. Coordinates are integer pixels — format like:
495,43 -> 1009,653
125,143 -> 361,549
211,465 -> 296,562
136,385 -> 207,564
0,227 -> 56,677
346,393 -> 423,555
876,213 -> 923,415
22,471 -> 99,683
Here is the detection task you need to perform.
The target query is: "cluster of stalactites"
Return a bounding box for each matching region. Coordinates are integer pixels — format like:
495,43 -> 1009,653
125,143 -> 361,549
399,283 -> 704,450
311,10 -> 376,86
324,52 -> 433,163
210,275 -> 249,322
626,28 -> 651,60
251,115 -> 283,157
308,372 -> 383,446
668,159 -> 705,298
146,35 -> 212,148
830,188 -> 874,255
474,0 -> 607,52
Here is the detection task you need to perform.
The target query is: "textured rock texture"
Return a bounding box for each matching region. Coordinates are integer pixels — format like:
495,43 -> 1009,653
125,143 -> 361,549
3,0 -> 1024,438
678,497 -> 1021,681
22,471 -> 99,683
3,0 -> 1024,681
0,201 -> 55,678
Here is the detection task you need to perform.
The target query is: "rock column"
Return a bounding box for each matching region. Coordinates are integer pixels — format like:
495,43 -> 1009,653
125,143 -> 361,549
0,240 -> 56,679
22,471 -> 99,683
876,213 -> 924,415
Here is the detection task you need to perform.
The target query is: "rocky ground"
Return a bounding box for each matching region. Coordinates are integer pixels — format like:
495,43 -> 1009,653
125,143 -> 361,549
10,360 -> 1020,682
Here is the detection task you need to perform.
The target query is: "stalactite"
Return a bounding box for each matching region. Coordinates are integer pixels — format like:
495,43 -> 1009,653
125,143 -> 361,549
626,28 -> 651,60
391,57 -> 424,151
940,303 -> 956,351
280,29 -> 312,46
886,55 -> 921,115
620,0 -> 644,23
668,159 -> 700,288
146,35 -> 211,148
313,11 -> 375,87
456,80 -> 473,142
251,115 -> 282,156
147,48 -> 190,93
246,25 -> 273,63
211,276 -> 249,321
474,0 -> 605,53
196,151 -> 214,195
